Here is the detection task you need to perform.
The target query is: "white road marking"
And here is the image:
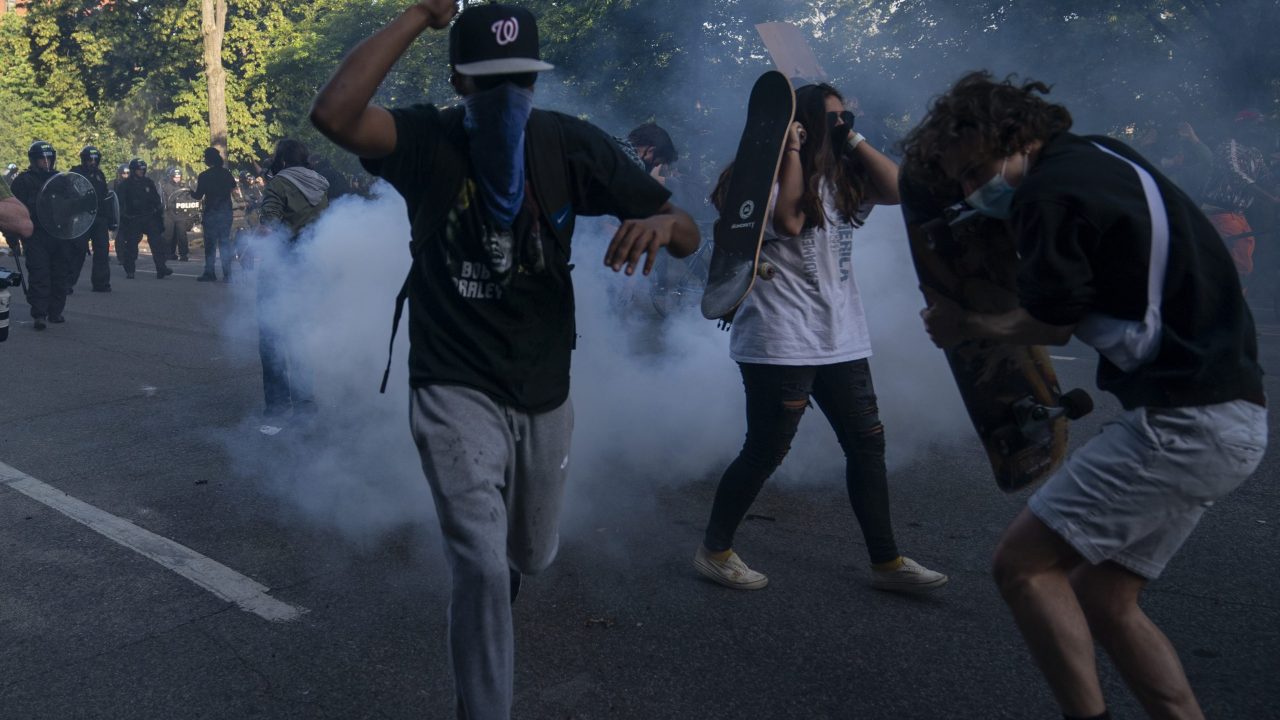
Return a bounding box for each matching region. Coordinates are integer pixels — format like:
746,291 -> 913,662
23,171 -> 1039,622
1050,355 -> 1077,361
132,268 -> 204,279
0,461 -> 307,623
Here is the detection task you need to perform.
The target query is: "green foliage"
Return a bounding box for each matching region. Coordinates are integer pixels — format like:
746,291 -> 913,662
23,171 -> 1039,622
0,0 -> 1276,181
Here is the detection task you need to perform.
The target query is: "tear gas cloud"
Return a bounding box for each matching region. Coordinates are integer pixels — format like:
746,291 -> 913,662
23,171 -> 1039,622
219,191 -> 437,548
219,180 -> 970,546
221,0 -> 1269,544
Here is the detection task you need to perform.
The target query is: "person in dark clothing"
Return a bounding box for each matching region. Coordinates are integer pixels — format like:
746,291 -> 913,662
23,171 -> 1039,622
9,141 -> 74,329
310,155 -> 349,200
234,170 -> 264,270
1198,112 -> 1280,293
254,139 -> 331,418
624,122 -> 679,180
905,72 -> 1267,720
68,146 -> 114,292
311,4 -> 698,718
157,167 -> 193,262
117,159 -> 171,279
192,147 -> 236,281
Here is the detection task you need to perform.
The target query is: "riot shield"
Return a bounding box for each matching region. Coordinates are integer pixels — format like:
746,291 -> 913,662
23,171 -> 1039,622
103,190 -> 120,230
36,172 -> 98,239
166,188 -> 201,229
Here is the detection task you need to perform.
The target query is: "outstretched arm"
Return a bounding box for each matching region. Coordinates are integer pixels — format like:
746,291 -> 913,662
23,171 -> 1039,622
310,0 -> 457,159
604,202 -> 699,276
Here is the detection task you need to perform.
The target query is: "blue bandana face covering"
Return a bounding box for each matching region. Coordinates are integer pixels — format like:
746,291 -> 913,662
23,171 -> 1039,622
965,156 -> 1018,219
463,82 -> 535,229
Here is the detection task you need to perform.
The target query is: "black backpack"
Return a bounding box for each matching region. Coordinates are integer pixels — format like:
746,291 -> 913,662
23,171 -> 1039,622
380,107 -> 575,392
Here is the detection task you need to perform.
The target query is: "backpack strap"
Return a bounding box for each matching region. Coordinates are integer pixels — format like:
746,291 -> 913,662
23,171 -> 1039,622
409,107 -> 468,256
526,110 -> 575,250
380,107 -> 468,394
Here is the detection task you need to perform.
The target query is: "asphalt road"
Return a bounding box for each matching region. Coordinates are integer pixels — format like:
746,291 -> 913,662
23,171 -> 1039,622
1,250 -> 1277,720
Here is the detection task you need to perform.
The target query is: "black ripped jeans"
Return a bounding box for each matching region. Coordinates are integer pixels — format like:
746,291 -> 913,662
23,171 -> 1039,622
702,359 -> 900,564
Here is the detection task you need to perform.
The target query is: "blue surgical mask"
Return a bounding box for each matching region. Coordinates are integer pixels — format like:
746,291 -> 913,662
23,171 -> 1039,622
965,156 -> 1018,219
462,82 -> 535,229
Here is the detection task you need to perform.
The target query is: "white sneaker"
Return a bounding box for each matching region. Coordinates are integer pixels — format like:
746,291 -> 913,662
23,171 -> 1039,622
693,546 -> 769,590
870,557 -> 948,593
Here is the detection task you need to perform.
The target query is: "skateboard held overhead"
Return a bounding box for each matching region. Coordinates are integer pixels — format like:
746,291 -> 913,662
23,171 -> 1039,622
701,71 -> 796,321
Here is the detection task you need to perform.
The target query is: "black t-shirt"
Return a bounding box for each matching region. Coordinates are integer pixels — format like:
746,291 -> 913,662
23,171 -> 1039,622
363,104 -> 671,411
1011,132 -> 1263,409
194,166 -> 236,214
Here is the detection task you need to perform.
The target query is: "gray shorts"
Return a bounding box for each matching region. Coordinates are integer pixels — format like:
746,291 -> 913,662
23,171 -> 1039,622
1028,399 -> 1267,579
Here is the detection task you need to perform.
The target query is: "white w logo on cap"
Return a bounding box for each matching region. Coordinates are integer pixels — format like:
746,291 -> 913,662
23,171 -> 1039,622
491,17 -> 519,46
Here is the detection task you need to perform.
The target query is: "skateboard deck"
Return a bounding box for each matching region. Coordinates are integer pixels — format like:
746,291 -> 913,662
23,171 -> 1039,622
701,71 -> 795,321
900,173 -> 1092,492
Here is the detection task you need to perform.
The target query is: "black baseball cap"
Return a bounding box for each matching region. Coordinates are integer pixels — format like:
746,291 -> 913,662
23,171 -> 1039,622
449,4 -> 554,77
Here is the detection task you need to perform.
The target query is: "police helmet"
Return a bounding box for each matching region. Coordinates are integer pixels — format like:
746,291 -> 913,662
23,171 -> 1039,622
117,163 -> 129,177
5,163 -> 16,174
80,145 -> 101,164
28,141 -> 56,170
167,166 -> 182,180
128,158 -> 148,176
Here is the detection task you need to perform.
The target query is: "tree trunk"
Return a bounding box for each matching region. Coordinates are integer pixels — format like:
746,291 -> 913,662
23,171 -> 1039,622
201,0 -> 228,158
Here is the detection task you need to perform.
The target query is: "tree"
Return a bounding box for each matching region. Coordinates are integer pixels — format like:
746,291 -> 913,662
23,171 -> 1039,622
201,0 -> 228,158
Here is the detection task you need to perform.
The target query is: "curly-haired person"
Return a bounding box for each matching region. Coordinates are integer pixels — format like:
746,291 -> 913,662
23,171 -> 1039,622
902,72 -> 1266,720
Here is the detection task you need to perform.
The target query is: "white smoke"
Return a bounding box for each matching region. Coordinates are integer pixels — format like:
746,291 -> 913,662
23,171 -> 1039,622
219,184 -> 972,545
561,208 -> 971,532
219,186 -> 434,548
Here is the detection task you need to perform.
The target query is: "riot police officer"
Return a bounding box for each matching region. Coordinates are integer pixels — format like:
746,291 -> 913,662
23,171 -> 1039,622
8,141 -> 73,329
117,158 -> 171,279
68,146 -> 114,292
3,163 -> 17,186
157,166 -> 193,262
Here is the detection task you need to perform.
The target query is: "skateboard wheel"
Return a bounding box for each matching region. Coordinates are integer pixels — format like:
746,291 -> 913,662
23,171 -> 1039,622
758,262 -> 776,280
1059,388 -> 1094,420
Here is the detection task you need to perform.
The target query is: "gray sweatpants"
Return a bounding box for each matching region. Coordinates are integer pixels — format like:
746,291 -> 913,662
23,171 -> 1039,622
409,384 -> 573,720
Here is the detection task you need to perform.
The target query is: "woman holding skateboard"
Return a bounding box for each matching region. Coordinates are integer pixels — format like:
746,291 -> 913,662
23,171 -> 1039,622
694,82 -> 947,593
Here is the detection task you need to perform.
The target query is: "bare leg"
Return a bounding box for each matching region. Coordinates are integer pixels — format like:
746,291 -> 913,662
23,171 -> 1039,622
1070,562 -> 1204,720
992,508 -> 1106,717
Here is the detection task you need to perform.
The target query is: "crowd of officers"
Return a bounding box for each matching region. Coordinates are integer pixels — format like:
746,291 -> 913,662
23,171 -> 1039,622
0,140 -> 357,331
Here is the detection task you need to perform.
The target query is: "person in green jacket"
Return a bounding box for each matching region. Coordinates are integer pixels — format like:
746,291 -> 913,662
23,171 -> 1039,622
261,140 -> 331,239
257,139 -> 330,420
